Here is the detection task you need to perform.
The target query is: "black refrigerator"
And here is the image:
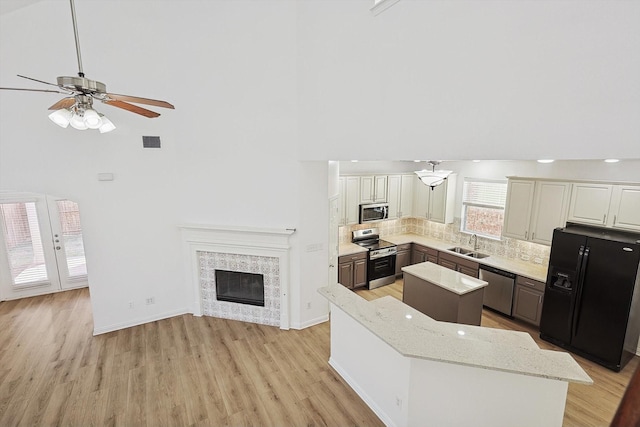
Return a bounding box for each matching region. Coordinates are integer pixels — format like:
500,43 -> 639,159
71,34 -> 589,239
540,223 -> 640,372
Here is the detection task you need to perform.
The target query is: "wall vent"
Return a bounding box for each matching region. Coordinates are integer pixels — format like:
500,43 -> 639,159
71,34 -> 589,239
142,136 -> 161,148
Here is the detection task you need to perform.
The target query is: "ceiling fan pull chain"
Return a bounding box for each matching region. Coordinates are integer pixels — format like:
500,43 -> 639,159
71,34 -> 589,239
69,0 -> 85,77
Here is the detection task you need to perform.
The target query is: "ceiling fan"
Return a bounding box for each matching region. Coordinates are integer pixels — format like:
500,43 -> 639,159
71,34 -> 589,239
0,0 -> 174,133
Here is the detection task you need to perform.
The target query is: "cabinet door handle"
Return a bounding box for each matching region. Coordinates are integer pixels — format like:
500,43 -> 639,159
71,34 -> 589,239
531,232 -> 535,240
603,214 -> 607,224
525,231 -> 528,240
613,215 -> 617,225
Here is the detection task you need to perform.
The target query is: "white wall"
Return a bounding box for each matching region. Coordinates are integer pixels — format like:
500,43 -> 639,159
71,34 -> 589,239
0,1 -> 311,332
299,0 -> 640,161
2,0 -> 639,334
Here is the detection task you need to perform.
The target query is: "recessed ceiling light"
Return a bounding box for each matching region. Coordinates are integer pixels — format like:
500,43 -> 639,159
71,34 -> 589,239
457,330 -> 466,336
604,159 -> 620,163
413,160 -> 422,163
537,159 -> 555,164
405,314 -> 412,319
472,160 -> 481,163
351,160 -> 358,163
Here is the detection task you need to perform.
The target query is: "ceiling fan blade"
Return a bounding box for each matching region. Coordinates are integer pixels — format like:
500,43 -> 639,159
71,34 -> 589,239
103,100 -> 161,118
105,93 -> 175,109
0,87 -> 70,94
48,97 -> 76,110
17,74 -> 61,88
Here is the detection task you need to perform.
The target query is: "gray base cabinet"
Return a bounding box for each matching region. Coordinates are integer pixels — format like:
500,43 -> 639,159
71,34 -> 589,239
403,270 -> 485,326
338,252 -> 367,289
395,243 -> 412,275
513,276 -> 546,326
411,244 -> 438,265
437,251 -> 480,278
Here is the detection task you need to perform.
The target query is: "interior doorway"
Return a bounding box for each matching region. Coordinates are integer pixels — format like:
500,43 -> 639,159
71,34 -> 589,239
0,192 -> 88,300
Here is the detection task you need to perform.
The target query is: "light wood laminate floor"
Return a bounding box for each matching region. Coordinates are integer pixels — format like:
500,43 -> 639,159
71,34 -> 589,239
0,283 -> 637,426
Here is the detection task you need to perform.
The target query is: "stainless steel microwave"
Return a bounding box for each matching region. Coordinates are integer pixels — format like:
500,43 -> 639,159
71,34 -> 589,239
359,203 -> 389,223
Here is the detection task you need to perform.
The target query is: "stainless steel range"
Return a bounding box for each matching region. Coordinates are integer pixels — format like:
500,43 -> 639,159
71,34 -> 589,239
352,228 -> 398,289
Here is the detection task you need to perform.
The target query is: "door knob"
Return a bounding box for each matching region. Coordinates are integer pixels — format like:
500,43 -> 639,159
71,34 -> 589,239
56,246 -> 61,250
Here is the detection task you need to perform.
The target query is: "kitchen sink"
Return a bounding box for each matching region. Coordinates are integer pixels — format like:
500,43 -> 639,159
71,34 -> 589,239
466,252 -> 490,259
447,247 -> 474,255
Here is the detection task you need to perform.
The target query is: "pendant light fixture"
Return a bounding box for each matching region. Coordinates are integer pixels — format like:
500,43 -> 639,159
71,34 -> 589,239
415,161 -> 453,189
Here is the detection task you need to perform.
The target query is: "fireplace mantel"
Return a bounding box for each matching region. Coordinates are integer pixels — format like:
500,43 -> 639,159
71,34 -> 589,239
179,224 -> 295,329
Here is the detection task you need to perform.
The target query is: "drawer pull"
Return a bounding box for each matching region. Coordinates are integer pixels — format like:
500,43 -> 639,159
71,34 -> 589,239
523,281 -> 536,287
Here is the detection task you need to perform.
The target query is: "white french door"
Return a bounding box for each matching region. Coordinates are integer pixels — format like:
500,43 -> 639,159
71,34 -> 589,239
0,193 -> 88,301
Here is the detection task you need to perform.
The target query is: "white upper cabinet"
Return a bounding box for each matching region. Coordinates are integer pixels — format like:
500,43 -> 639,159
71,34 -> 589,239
567,183 -> 640,232
400,174 -> 414,219
338,176 -> 361,226
387,174 -> 415,220
503,179 -> 571,245
360,175 -> 388,204
529,181 -> 572,244
607,185 -> 640,231
567,183 -> 614,226
503,180 -> 536,241
412,174 -> 457,224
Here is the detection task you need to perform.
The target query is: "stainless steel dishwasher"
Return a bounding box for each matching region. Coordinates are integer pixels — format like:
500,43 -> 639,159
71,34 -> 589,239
479,265 -> 517,316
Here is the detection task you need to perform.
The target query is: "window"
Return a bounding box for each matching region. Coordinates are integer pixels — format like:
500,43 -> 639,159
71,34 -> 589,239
461,179 -> 508,239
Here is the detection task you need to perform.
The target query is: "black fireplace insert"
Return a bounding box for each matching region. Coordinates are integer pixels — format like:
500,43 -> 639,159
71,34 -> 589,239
215,269 -> 265,307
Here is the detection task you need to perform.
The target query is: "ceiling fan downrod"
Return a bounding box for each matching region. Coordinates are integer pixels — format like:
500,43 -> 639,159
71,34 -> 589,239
69,0 -> 84,78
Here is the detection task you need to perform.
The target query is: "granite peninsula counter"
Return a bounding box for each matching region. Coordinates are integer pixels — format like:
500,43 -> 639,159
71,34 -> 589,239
319,284 -> 592,427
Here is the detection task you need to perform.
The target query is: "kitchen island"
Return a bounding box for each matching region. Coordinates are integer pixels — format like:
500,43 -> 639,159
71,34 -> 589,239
402,261 -> 488,325
319,284 -> 592,427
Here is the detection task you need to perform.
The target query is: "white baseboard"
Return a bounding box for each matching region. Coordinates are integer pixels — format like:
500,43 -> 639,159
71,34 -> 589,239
93,308 -> 190,335
290,314 -> 329,330
329,357 -> 395,427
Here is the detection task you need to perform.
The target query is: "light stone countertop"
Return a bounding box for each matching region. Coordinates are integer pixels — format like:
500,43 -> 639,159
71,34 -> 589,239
319,284 -> 593,384
339,233 -> 549,283
402,262 -> 488,295
338,242 -> 368,257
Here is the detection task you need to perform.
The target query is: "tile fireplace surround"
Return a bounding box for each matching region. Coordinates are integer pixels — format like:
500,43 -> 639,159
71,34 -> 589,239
179,224 -> 295,329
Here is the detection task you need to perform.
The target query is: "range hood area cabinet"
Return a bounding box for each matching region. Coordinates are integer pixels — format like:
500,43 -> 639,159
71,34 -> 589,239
413,173 -> 457,224
503,179 -> 571,245
567,183 -> 640,232
359,175 -> 388,204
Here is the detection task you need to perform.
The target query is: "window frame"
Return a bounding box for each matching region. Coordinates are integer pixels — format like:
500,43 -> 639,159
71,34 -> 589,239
460,178 -> 508,240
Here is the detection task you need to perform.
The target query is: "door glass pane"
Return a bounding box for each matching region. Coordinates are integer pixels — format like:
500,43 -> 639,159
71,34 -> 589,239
56,200 -> 87,278
0,202 -> 49,285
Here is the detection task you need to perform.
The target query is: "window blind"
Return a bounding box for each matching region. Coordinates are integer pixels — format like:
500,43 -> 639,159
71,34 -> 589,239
463,179 -> 507,208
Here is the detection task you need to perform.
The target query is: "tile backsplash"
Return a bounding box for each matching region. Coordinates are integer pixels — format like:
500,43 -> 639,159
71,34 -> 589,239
340,217 -> 551,267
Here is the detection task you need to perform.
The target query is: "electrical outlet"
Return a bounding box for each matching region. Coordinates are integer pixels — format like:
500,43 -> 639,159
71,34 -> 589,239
306,301 -> 311,309
146,297 -> 155,305
128,301 -> 135,309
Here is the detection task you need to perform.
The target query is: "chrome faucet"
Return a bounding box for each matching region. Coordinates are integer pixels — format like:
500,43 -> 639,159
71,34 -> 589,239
469,234 -> 479,251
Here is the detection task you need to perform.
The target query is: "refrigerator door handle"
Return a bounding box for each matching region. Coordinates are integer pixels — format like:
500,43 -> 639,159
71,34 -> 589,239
572,246 -> 590,338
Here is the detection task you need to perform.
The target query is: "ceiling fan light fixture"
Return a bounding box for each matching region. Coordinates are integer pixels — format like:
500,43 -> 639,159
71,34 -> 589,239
69,112 -> 88,130
48,108 -> 73,128
98,115 -> 115,133
83,108 -> 102,129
